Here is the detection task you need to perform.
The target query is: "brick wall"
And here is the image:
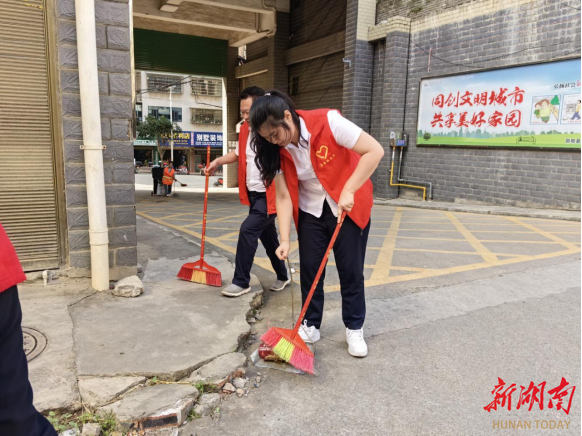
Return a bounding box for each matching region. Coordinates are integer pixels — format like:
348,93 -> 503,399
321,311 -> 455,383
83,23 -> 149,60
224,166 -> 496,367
57,0 -> 137,278
290,0 -> 347,48
287,0 -> 346,110
289,52 -> 345,110
246,38 -> 269,62
342,0 -> 375,130
370,0 -> 581,209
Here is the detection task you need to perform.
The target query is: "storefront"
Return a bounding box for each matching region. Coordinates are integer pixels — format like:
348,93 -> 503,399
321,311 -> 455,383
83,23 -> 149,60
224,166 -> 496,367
133,139 -> 160,167
159,131 -> 223,174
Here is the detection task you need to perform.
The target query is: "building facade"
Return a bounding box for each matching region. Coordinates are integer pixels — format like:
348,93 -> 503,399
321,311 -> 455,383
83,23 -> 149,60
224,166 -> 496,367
237,0 -> 581,210
135,71 -> 225,173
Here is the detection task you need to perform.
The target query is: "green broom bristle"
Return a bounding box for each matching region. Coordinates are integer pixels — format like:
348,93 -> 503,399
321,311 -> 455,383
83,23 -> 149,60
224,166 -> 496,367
273,337 -> 295,362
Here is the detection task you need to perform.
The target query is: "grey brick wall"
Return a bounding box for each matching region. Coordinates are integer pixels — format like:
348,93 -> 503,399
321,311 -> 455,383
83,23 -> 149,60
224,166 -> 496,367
288,52 -> 345,110
342,0 -> 374,130
246,37 -> 269,62
241,73 -> 271,92
370,0 -> 581,209
287,0 -> 346,110
270,12 -> 290,93
57,0 -> 137,277
290,0 -> 347,48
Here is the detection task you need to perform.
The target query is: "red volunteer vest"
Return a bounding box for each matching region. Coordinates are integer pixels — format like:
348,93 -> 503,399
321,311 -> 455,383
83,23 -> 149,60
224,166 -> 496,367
0,223 -> 26,294
238,121 -> 277,215
280,109 -> 373,230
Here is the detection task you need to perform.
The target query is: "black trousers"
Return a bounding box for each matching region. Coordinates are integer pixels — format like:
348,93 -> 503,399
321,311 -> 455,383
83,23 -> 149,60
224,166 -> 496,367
153,178 -> 161,194
298,202 -> 370,330
0,286 -> 56,436
233,194 -> 288,288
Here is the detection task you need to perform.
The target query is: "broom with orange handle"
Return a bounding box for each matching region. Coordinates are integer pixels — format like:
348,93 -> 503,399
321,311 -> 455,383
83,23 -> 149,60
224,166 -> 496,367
260,211 -> 346,374
177,145 -> 222,286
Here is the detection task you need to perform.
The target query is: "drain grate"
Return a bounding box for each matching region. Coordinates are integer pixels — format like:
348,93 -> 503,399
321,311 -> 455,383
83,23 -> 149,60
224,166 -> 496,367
22,327 -> 47,362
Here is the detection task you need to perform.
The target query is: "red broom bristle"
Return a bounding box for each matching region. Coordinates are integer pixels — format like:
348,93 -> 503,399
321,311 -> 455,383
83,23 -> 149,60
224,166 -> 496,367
261,328 -> 283,348
204,271 -> 222,287
177,264 -> 194,281
290,347 -> 315,374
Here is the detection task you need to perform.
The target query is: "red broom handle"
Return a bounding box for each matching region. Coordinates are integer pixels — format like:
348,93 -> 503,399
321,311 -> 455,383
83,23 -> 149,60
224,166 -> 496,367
200,145 -> 211,261
291,211 -> 346,338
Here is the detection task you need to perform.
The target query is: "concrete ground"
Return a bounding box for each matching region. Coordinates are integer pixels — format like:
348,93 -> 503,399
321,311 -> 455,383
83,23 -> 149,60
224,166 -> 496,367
20,212 -> 263,418
22,186 -> 580,434
133,190 -> 580,435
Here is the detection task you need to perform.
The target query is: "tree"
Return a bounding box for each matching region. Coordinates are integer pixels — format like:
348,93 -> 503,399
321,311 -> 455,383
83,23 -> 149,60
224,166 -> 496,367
136,116 -> 182,163
423,132 -> 432,140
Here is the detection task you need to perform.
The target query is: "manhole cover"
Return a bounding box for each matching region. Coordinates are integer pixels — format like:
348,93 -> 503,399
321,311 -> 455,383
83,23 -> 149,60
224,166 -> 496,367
22,327 -> 47,362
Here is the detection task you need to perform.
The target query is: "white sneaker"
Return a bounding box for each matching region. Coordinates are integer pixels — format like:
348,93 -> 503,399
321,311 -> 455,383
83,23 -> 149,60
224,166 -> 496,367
298,320 -> 320,344
346,328 -> 368,357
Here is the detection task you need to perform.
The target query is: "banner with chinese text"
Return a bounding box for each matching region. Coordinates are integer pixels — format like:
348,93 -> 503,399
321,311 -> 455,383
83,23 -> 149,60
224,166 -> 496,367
417,59 -> 581,149
160,131 -> 223,148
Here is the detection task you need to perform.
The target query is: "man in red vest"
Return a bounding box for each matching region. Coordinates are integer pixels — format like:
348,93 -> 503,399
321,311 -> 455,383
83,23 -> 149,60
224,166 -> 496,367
206,87 -> 289,297
0,224 -> 57,435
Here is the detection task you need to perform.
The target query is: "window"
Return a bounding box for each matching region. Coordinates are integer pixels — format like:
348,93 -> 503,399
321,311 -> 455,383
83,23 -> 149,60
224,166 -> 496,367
191,78 -> 222,97
136,102 -> 143,123
290,77 -> 299,95
146,74 -> 183,93
148,106 -> 182,122
190,108 -> 222,125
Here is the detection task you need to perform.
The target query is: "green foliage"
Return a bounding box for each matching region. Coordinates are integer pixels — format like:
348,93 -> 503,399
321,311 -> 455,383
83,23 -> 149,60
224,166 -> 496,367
47,411 -> 116,435
136,116 -> 182,142
187,408 -> 202,422
193,381 -> 217,394
423,132 -> 432,140
47,412 -> 77,433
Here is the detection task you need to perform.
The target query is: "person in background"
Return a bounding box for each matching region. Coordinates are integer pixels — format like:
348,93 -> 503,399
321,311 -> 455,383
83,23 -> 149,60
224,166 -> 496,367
0,223 -> 57,435
151,163 -> 163,196
205,86 -> 289,297
162,161 -> 175,197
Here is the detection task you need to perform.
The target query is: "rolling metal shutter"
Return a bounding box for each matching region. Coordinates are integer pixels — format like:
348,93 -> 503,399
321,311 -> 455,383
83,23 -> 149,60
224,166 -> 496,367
134,29 -> 228,77
0,0 -> 60,270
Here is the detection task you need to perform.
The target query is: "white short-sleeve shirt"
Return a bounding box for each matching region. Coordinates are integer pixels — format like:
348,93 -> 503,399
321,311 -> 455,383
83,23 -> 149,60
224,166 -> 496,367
284,110 -> 362,218
235,125 -> 266,193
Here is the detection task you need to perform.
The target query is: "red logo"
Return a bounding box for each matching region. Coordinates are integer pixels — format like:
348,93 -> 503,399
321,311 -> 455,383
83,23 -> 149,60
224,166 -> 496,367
484,377 -> 576,415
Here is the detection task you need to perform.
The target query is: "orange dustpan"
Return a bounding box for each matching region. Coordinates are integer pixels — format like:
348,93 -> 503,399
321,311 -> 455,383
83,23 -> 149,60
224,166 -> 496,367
261,212 -> 346,374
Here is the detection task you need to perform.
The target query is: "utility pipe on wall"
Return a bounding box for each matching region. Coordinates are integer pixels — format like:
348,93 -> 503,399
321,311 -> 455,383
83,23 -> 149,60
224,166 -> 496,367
75,0 -> 109,291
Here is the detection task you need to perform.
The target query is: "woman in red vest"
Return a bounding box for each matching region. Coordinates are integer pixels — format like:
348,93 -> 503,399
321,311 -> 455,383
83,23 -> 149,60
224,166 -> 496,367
250,91 -> 384,357
0,224 -> 57,435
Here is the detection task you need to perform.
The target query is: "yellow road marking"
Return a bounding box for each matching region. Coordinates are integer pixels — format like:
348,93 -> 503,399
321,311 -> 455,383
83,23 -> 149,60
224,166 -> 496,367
394,248 -> 522,257
369,207 -> 402,281
137,197 -> 580,292
504,217 -> 580,250
323,247 -> 580,292
445,212 -> 498,262
182,213 -> 247,228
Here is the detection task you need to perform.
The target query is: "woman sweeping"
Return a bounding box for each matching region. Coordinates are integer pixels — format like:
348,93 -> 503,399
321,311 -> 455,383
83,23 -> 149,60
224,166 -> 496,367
251,91 -> 384,357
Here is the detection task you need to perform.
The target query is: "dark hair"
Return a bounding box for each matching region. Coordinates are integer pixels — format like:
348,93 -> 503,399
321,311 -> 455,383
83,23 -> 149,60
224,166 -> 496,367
249,91 -> 306,187
239,86 -> 265,101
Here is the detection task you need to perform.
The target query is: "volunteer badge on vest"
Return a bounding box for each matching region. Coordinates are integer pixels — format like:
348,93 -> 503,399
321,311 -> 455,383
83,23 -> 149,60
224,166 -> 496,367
316,144 -> 335,167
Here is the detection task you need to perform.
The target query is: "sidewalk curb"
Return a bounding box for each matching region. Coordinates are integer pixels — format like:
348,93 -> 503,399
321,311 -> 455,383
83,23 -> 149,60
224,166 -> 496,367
373,199 -> 581,222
